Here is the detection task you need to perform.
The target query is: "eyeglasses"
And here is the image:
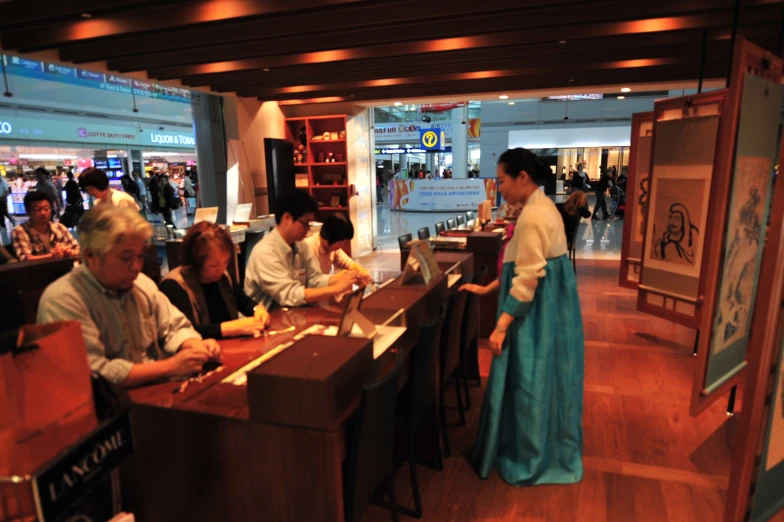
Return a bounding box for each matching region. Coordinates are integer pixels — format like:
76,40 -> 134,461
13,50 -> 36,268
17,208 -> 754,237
296,218 -> 310,227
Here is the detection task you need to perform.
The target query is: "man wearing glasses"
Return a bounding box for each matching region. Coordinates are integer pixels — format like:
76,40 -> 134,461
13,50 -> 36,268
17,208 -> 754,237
37,205 -> 220,387
11,191 -> 79,261
245,189 -> 358,309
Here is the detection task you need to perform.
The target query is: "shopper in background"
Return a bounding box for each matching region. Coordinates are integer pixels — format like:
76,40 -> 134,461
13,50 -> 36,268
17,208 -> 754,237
559,191 -> 591,251
156,173 -> 178,228
160,222 -> 270,339
591,168 -> 611,220
0,174 -> 16,232
34,167 -> 62,217
570,163 -> 589,193
461,147 -> 584,487
37,205 -> 220,387
148,173 -> 160,216
79,167 -> 140,210
61,171 -> 85,229
244,189 -> 359,309
11,191 -> 79,261
121,171 -> 141,204
301,213 -> 372,283
133,170 -> 148,214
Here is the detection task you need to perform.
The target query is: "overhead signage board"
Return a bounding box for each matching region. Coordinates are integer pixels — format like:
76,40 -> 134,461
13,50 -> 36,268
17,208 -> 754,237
2,54 -> 191,103
375,146 -> 453,154
420,128 -> 446,150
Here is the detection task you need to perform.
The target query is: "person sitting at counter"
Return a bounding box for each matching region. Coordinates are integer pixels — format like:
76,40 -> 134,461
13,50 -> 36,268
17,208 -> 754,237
160,221 -> 271,339
79,167 -> 140,210
301,214 -> 372,284
11,191 -> 80,261
37,205 -> 221,387
244,189 -> 359,309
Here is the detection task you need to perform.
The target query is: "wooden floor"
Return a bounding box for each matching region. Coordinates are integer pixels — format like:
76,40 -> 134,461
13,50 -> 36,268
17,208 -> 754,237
361,259 -> 737,522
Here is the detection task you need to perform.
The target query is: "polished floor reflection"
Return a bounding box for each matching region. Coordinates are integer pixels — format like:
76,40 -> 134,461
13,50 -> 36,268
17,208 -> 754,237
373,194 -> 623,260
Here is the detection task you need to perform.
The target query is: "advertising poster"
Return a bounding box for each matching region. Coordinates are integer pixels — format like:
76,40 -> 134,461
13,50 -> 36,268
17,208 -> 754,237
389,179 -> 496,211
644,165 -> 711,278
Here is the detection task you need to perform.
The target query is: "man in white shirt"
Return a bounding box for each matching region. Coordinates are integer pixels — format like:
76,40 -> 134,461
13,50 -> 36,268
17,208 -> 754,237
79,167 -> 140,210
245,190 -> 359,309
301,213 -> 371,283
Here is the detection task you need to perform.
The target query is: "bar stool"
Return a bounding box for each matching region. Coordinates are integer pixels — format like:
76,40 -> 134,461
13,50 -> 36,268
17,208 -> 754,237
466,211 -> 474,221
446,218 -> 456,229
456,215 -> 466,227
395,306 -> 446,519
344,360 -> 402,522
434,222 -> 445,235
439,288 -> 469,457
417,227 -> 431,241
459,265 -> 488,408
398,233 -> 413,252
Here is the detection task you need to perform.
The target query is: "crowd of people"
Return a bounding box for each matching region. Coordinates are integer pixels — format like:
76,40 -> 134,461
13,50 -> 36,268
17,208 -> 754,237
563,163 -> 627,221
3,178 -> 370,388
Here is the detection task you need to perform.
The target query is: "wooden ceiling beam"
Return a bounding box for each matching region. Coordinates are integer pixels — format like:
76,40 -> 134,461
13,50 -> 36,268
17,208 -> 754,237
89,0 -> 751,71
57,0 -> 551,63
0,0 -> 161,29
256,63 -> 728,104
0,0 -> 370,52
147,6 -> 778,80
208,41 -> 737,92
240,58 -> 728,100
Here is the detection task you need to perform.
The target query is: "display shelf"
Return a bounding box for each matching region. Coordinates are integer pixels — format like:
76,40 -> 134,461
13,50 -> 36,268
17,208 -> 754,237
312,185 -> 349,189
310,138 -> 346,143
310,162 -> 347,166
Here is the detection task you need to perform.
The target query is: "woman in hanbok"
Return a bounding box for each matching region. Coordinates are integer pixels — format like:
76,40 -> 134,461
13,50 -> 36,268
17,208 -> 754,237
461,147 -> 585,486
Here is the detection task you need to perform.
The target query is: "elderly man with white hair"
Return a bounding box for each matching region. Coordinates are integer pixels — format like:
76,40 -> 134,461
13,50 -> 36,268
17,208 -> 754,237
37,204 -> 221,387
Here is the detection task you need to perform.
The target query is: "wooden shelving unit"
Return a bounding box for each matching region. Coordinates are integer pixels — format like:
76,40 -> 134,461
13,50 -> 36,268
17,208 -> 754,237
285,114 -> 351,253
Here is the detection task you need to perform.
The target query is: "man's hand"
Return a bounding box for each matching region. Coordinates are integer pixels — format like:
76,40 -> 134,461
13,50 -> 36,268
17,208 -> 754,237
332,271 -> 360,293
181,338 -> 222,362
167,346 -> 211,378
352,265 -> 373,286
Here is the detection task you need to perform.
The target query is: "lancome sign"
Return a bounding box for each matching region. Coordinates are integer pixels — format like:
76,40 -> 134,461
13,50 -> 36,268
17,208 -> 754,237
33,413 -> 133,522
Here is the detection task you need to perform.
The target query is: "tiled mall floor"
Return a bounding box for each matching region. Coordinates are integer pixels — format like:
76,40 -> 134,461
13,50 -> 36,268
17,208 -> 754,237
372,194 -> 623,260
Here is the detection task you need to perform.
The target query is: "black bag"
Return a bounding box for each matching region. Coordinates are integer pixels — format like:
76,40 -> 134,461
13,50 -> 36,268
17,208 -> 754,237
171,196 -> 183,210
60,203 -> 83,228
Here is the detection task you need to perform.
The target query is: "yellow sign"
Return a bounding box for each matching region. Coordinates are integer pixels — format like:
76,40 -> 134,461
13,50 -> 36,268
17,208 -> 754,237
421,130 -> 438,148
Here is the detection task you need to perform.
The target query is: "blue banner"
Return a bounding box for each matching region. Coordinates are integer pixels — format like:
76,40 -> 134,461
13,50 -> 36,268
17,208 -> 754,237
2,54 -> 191,103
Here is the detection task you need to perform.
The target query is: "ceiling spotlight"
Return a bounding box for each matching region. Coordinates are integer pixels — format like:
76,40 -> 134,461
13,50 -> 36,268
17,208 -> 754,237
568,78 -> 575,82
559,40 -> 567,44
499,95 -> 509,100
508,101 -> 515,105
263,68 -> 270,72
621,87 -> 631,92
81,13 -> 92,19
393,101 -> 402,106
617,96 -> 626,100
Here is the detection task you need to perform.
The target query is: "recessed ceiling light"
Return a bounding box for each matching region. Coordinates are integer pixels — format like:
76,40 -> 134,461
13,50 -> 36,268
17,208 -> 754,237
508,101 -> 515,105
81,13 -> 92,19
559,40 -> 567,44
393,102 -> 402,106
499,95 -> 508,100
568,79 -> 575,82
621,87 -> 631,92
617,96 -> 626,100
263,68 -> 270,72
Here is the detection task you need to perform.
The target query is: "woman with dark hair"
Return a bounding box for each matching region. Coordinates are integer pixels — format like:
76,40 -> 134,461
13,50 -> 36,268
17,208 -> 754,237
559,191 -> 591,250
160,222 -> 270,339
461,147 -> 584,486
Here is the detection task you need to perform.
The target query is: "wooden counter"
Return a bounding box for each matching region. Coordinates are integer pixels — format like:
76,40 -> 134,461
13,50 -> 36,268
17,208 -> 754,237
119,265 -> 466,522
401,235 -> 502,337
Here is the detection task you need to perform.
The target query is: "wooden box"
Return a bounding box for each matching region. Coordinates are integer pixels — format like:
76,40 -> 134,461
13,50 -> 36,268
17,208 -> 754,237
247,335 -> 374,430
466,231 -> 503,253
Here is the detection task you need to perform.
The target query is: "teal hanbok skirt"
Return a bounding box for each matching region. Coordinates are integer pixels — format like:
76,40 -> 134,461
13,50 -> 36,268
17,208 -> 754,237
474,254 -> 585,486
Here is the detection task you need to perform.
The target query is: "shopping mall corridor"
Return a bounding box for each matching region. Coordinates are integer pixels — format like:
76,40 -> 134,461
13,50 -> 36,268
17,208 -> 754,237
358,257 -> 736,522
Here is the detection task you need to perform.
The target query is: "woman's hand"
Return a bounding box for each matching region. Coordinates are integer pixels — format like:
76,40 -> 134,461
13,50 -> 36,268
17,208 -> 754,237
222,317 -> 266,338
460,283 -> 489,295
488,328 -> 506,356
253,304 -> 271,329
